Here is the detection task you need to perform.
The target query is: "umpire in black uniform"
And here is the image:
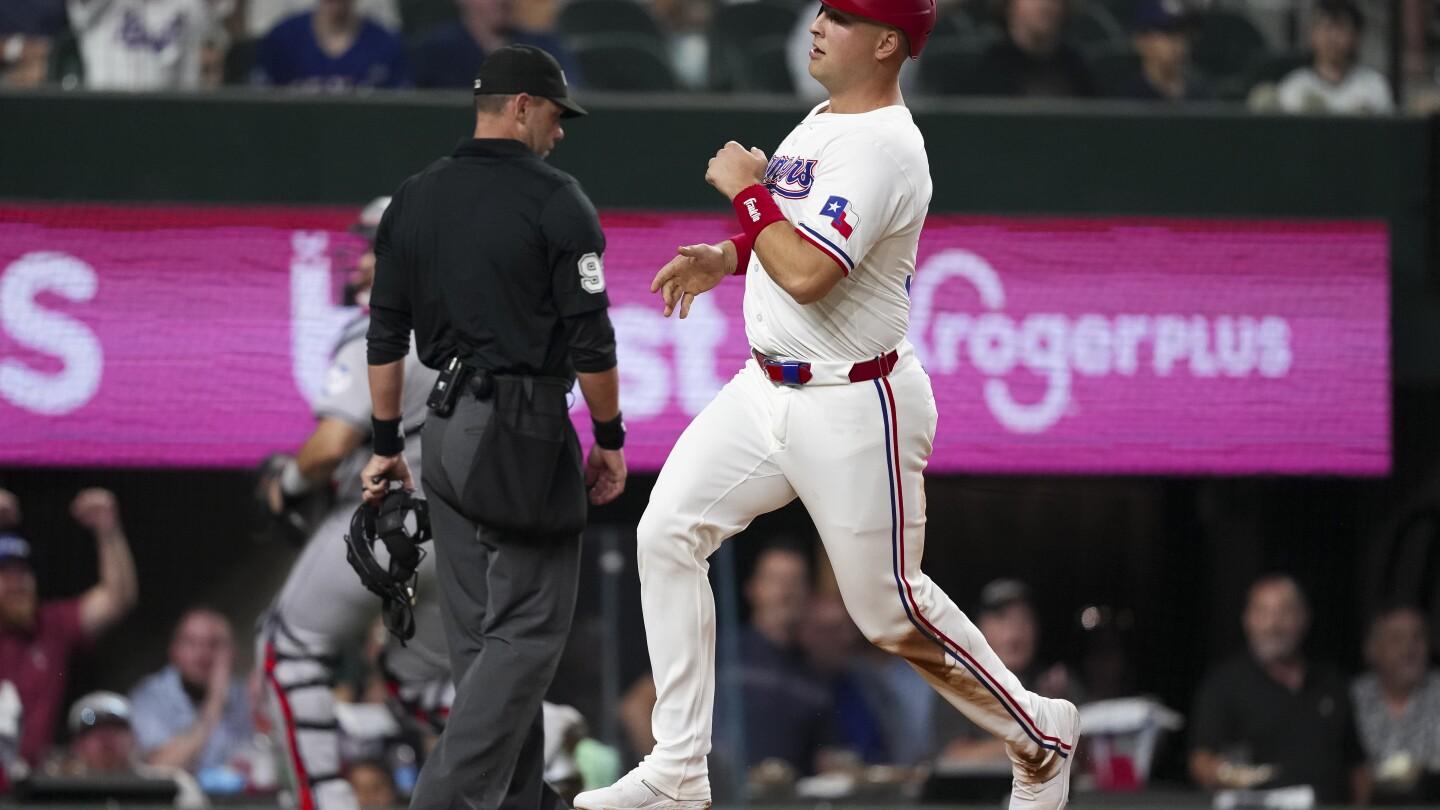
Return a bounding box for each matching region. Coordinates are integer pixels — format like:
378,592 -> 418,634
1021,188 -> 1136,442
360,45 -> 627,810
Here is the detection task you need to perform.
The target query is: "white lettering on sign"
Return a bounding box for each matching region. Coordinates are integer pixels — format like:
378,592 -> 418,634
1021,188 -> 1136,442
910,249 -> 1293,434
0,252 -> 103,416
606,295 -> 729,419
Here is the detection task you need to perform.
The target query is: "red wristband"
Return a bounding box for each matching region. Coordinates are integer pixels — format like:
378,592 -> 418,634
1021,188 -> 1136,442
729,231 -> 753,275
732,184 -> 786,242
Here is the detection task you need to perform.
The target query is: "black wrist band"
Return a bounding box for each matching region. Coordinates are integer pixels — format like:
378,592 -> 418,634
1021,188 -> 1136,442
372,417 -> 404,457
592,413 -> 625,451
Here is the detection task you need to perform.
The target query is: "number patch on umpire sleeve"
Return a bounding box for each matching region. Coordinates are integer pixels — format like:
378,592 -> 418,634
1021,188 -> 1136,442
577,252 -> 606,293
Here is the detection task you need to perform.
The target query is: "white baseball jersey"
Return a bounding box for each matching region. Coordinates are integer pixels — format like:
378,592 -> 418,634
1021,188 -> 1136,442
746,102 -> 932,362
66,0 -> 228,90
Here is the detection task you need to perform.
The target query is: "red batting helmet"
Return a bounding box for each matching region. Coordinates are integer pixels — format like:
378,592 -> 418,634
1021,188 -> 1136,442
820,0 -> 937,59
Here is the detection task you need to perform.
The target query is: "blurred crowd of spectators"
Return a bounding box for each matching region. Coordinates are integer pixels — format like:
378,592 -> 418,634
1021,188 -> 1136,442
1,0 -> 1436,112
2,488 -> 1438,806
0,485 -> 613,808
611,543 -> 1440,804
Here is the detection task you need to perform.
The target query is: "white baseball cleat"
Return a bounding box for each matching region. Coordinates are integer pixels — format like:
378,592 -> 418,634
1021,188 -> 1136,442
1009,698 -> 1081,809
573,769 -> 711,810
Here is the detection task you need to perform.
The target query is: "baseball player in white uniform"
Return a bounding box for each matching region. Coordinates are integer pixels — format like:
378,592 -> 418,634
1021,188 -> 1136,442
255,198 -> 447,810
574,2 -> 1080,809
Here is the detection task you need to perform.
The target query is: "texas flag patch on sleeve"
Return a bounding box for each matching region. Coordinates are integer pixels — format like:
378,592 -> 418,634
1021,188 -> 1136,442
821,195 -> 860,239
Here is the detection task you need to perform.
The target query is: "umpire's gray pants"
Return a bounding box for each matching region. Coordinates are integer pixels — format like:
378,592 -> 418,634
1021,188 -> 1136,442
411,393 -> 581,810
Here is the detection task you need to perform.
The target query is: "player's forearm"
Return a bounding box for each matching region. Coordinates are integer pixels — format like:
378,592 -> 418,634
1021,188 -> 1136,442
576,367 -> 620,423
753,222 -> 843,305
294,449 -> 340,487
294,419 -> 364,485
367,360 -> 405,421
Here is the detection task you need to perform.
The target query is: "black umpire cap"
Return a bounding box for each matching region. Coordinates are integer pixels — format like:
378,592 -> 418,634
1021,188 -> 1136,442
473,45 -> 587,119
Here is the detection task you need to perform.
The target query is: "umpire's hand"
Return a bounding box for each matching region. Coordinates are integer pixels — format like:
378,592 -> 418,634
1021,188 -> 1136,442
586,446 -> 626,505
362,453 -> 414,504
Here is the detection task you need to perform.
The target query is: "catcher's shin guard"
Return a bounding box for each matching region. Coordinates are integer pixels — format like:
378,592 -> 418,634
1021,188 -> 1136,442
259,616 -> 355,810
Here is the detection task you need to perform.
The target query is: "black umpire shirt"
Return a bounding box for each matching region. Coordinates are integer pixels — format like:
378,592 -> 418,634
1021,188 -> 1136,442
367,138 -> 615,378
1190,653 -> 1364,803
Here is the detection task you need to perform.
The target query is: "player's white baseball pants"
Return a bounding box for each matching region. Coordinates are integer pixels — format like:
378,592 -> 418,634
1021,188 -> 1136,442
635,343 -> 1073,799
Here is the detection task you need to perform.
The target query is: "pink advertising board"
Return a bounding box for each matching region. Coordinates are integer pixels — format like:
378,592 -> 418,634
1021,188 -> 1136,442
0,205 -> 1389,474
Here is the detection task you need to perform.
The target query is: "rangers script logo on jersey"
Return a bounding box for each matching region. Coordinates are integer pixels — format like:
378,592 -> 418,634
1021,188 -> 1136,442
762,155 -> 818,199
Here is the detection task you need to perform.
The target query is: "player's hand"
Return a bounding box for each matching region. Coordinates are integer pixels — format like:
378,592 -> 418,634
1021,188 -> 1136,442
585,445 -> 627,506
651,242 -> 732,318
706,142 -> 768,199
71,488 -> 121,537
361,453 -> 414,505
0,488 -> 20,531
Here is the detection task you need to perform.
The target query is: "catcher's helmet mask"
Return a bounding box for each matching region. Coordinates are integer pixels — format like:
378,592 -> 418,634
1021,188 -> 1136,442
345,488 -> 432,643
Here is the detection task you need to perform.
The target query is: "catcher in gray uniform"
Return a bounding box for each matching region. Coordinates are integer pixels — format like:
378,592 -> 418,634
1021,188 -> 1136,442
255,197 -> 446,810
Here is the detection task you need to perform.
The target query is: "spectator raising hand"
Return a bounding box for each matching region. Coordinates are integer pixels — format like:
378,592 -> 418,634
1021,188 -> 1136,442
71,488 -> 141,637
0,487 -> 139,768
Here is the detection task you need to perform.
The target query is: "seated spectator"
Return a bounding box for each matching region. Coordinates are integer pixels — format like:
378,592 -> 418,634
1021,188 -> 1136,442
412,0 -> 575,89
346,759 -> 398,808
934,578 -> 1082,766
129,608 -> 253,780
1276,0 -> 1393,114
972,0 -> 1094,97
799,593 -> 894,765
252,0 -> 408,89
65,0 -> 231,90
713,544 -> 837,777
798,589 -> 942,766
49,691 -> 206,807
1189,574 -> 1368,804
1352,604 -> 1440,802
244,0 -> 398,39
0,0 -> 67,87
0,488 -> 138,769
1123,0 -> 1208,101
